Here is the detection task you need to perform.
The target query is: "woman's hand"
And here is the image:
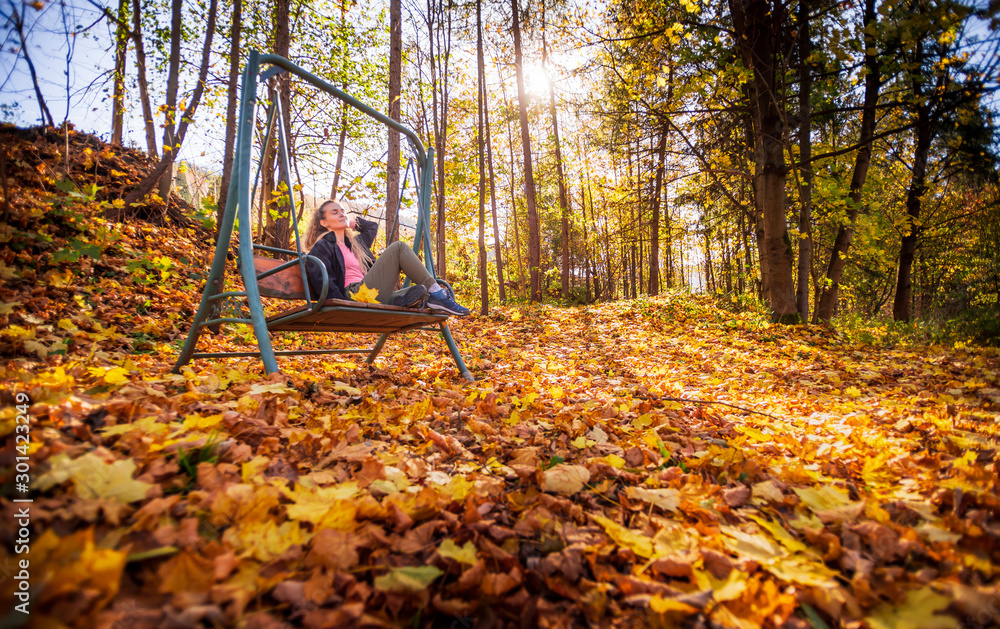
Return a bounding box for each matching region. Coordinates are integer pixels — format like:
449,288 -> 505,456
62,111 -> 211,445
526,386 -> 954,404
348,215 -> 357,229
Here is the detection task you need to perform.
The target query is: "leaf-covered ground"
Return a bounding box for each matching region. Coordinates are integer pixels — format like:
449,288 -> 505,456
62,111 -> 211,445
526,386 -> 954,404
2,127 -> 1000,628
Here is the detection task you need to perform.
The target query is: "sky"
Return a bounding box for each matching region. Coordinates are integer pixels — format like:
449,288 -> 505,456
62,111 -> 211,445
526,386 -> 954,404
2,2 -> 123,136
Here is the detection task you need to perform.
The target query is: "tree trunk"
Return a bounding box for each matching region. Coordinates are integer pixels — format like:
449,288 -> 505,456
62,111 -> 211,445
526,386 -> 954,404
730,0 -> 797,322
814,0 -> 879,322
541,10 -> 570,301
131,0 -> 158,157
427,0 -> 452,279
795,0 -> 812,322
157,0 -> 183,199
582,185 -> 591,302
484,53 -> 505,303
512,0 -> 541,301
386,0 -> 402,245
110,0 -> 129,145
331,104 -> 348,198
893,50 -> 932,322
704,227 -> 715,292
330,0 -> 349,200
648,127 -> 667,295
580,138 -> 595,302
497,74 -> 524,296
216,0 -> 242,231
476,0 -> 488,315
270,0 -> 293,251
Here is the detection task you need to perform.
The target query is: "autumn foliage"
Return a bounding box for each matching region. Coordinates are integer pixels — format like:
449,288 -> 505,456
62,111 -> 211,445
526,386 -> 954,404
2,127 -> 1000,628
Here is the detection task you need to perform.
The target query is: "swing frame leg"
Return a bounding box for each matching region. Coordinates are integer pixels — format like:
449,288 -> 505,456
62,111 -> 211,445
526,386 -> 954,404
366,333 -> 390,364
441,322 -> 474,382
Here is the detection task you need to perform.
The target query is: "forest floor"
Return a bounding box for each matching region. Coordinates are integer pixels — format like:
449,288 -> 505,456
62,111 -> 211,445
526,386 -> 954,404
2,126 -> 1000,629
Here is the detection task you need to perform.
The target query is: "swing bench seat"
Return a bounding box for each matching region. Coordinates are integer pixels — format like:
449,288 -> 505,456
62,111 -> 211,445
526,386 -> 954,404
254,255 -> 448,333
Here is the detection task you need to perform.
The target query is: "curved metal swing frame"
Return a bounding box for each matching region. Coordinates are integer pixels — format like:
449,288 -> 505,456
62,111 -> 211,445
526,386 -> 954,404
172,50 -> 473,381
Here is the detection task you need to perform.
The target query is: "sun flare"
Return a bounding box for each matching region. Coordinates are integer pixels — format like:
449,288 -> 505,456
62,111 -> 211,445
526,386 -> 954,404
522,62 -> 552,96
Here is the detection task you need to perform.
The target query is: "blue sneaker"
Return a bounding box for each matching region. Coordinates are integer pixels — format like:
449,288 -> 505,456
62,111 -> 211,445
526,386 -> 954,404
427,289 -> 471,316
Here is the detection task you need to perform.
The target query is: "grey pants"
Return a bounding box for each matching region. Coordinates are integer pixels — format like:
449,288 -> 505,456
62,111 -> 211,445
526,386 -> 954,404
353,241 -> 435,305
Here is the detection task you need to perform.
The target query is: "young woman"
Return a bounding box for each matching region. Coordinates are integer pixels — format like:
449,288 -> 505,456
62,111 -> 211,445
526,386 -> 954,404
302,199 -> 470,315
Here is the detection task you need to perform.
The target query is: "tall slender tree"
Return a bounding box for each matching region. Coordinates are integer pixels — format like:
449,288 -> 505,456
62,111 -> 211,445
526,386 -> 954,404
512,0 -> 541,301
131,0 -> 157,157
794,0 -> 813,322
476,0 -> 488,315
815,0 -> 880,322
120,0 -> 218,212
484,64 -> 506,303
110,0 -> 128,145
216,0 -> 243,231
541,8 -> 570,301
156,0 -> 183,198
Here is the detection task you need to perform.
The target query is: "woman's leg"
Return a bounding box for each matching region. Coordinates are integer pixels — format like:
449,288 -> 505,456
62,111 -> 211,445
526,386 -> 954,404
362,241 -> 435,304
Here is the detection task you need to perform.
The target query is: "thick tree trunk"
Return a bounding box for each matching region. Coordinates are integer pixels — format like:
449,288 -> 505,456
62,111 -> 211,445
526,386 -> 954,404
386,0 -> 402,245
815,0 -> 879,322
730,0 -> 797,322
795,0 -> 812,322
893,66 -> 932,322
131,0 -> 157,157
157,0 -> 183,199
270,0 -> 293,251
216,0 -> 242,231
110,0 -> 128,145
512,0 -> 541,301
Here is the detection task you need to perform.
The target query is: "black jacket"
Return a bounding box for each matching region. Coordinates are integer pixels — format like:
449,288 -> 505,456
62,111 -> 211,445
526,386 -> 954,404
305,216 -> 378,301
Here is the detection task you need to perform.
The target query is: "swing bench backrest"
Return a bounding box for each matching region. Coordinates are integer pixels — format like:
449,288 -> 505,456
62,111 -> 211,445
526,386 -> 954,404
254,255 -> 312,300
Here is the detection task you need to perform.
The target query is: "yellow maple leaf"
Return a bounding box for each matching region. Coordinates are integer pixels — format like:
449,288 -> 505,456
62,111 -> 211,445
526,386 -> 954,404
794,485 -> 865,522
35,453 -> 152,503
649,595 -> 698,615
593,515 -> 654,558
46,269 -> 75,288
541,464 -> 591,495
158,549 -> 215,594
693,567 -> 747,602
374,566 -> 443,593
352,284 -> 380,303
866,587 -> 960,629
31,528 -> 128,612
438,538 -> 477,565
625,486 -> 680,513
223,519 -> 311,562
104,367 -> 130,384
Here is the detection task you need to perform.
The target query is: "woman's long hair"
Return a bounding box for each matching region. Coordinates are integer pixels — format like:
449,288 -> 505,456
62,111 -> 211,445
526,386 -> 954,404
303,200 -> 372,273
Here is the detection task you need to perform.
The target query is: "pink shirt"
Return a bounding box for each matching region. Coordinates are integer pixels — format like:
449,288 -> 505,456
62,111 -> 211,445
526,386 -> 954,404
338,242 -> 365,285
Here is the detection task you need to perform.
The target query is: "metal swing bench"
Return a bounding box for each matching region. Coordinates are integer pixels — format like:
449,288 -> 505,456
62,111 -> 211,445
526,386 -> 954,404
172,51 -> 473,381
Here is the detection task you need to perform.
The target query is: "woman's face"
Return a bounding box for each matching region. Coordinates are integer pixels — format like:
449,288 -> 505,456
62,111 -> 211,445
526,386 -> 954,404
320,204 -> 350,231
